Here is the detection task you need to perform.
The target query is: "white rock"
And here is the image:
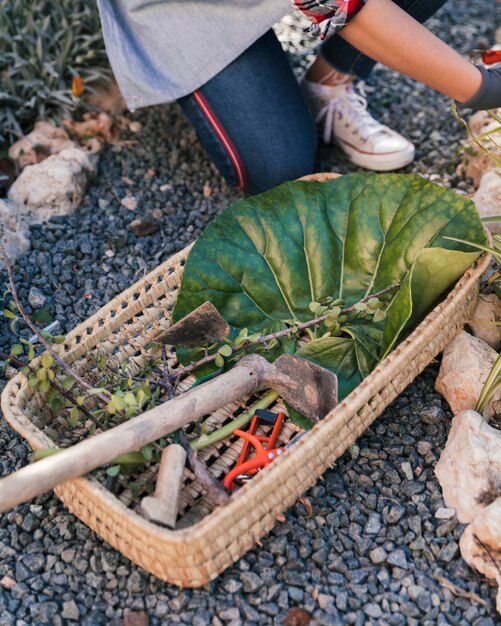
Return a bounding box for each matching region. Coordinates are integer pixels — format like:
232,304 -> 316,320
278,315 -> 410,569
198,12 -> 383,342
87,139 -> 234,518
460,498 -> 501,614
435,410 -> 501,523
472,171 -> 501,234
8,120 -> 76,169
401,462 -> 413,481
456,109 -> 501,187
8,148 -> 94,221
468,293 -> 501,350
28,287 -> 47,309
0,199 -> 30,264
435,331 -> 501,419
435,507 -> 456,520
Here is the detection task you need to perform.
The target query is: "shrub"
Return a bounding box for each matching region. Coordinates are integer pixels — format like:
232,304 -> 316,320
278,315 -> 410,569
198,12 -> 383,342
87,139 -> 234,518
0,0 -> 111,149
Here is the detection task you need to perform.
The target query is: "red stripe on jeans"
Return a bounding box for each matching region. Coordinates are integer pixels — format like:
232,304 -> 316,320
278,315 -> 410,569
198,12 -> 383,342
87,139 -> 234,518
192,90 -> 247,190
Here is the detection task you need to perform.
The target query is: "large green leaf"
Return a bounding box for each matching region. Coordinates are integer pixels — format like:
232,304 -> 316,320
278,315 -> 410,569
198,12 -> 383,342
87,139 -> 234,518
173,173 -> 486,399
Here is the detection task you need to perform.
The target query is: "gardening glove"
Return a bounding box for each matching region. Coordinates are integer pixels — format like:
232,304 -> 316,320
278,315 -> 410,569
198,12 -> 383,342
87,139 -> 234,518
291,0 -> 368,40
458,65 -> 501,110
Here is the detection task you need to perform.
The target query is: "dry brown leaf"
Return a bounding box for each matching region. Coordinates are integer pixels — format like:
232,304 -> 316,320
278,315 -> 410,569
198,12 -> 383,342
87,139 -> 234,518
283,608 -> 311,626
129,218 -> 159,237
85,77 -> 127,116
299,496 -> 313,517
63,112 -> 113,143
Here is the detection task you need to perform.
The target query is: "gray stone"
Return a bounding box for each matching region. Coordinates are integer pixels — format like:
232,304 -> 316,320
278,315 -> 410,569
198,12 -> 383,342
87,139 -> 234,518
27,286 -> 47,309
218,607 -> 240,621
288,587 -> 304,603
126,571 -> 144,594
420,406 -> 445,424
364,513 -> 381,535
62,600 -> 80,621
240,572 -> 262,593
386,505 -> 406,524
318,594 -> 334,610
387,549 -> 408,569
222,578 -> 242,593
23,554 -> 45,573
364,603 -> 382,618
369,547 -> 388,564
0,199 -> 31,265
438,542 -> 459,563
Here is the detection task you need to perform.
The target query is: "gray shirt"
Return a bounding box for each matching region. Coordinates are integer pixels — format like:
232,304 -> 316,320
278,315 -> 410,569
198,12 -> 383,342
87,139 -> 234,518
96,0 -> 292,110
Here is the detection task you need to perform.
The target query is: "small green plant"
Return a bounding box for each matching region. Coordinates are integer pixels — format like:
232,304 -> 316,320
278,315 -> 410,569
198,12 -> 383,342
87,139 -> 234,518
452,104 -> 501,169
0,0 -> 110,148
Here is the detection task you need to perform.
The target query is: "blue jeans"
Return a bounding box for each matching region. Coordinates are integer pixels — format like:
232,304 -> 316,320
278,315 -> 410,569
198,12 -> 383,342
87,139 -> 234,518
179,0 -> 447,195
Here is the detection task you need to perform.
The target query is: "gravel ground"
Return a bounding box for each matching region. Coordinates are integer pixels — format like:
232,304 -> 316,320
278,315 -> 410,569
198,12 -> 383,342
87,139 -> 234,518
1,0 -> 501,624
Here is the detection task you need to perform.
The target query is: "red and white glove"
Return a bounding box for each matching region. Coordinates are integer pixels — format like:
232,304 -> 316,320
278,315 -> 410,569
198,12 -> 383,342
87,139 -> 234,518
291,0 -> 368,39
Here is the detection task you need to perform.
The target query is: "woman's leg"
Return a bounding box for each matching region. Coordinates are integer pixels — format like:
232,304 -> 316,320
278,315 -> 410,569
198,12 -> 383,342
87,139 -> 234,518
178,30 -> 317,195
319,0 -> 449,80
299,0 -> 449,171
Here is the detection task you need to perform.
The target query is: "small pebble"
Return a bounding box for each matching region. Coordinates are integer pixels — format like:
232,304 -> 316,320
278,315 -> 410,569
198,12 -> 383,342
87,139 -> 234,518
435,507 -> 456,520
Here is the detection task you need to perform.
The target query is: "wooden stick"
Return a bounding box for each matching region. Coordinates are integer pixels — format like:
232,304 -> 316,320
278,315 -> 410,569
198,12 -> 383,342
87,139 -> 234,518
140,444 -> 187,528
0,356 -> 285,512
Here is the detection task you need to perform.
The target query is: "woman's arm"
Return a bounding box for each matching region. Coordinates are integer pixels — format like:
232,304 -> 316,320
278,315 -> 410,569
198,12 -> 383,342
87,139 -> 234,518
338,0 -> 482,103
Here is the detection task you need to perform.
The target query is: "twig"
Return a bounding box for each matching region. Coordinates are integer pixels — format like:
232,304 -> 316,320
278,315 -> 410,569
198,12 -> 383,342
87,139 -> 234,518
474,534 -> 501,578
1,246 -> 112,408
176,283 -> 399,380
0,349 -> 107,431
177,431 -> 229,506
434,573 -> 490,608
160,346 -> 176,400
105,363 -> 174,395
452,103 -> 501,169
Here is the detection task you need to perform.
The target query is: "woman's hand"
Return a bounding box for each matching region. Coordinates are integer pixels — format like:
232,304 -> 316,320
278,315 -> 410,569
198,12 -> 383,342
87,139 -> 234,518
460,66 -> 501,110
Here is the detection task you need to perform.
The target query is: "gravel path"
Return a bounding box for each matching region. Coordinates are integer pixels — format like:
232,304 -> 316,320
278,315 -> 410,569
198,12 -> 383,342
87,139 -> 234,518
1,1 -> 501,624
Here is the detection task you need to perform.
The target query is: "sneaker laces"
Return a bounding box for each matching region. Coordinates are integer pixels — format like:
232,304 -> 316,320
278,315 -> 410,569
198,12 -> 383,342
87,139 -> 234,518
314,82 -> 391,145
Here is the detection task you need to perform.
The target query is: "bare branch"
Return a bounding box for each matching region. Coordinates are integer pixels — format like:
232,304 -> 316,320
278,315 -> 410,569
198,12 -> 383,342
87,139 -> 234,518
178,431 -> 229,506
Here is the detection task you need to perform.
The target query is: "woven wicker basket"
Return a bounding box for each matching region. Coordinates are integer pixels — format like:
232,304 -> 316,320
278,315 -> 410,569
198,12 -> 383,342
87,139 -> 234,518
1,173 -> 490,587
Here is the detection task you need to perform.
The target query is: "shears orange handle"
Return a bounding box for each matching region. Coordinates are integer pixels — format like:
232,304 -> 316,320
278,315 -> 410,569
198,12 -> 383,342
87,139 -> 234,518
481,49 -> 501,65
223,429 -> 286,492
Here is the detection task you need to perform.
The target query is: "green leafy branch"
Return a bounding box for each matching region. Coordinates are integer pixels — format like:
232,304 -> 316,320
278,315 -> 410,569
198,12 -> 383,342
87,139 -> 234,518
452,103 -> 501,169
172,283 -> 397,381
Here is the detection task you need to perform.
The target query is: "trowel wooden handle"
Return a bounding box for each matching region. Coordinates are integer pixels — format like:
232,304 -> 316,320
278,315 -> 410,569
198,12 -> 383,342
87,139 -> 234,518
140,444 -> 186,528
0,356 -> 272,512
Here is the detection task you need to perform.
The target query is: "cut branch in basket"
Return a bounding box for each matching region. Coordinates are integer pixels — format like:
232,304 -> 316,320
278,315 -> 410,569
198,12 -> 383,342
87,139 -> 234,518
171,283 -> 399,383
0,349 -> 107,431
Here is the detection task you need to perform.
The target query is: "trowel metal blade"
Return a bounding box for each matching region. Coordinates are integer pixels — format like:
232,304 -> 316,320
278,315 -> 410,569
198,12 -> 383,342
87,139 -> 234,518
158,302 -> 230,348
273,354 -> 338,423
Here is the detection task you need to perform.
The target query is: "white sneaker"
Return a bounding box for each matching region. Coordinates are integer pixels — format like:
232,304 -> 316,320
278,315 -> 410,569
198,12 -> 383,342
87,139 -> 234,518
301,78 -> 415,171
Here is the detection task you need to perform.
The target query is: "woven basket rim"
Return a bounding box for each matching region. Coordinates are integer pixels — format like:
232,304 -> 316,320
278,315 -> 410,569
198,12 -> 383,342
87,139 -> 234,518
1,172 -> 492,547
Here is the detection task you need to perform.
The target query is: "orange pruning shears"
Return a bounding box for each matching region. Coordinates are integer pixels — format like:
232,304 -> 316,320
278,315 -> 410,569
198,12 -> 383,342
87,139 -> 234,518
223,409 -> 286,492
473,49 -> 501,65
